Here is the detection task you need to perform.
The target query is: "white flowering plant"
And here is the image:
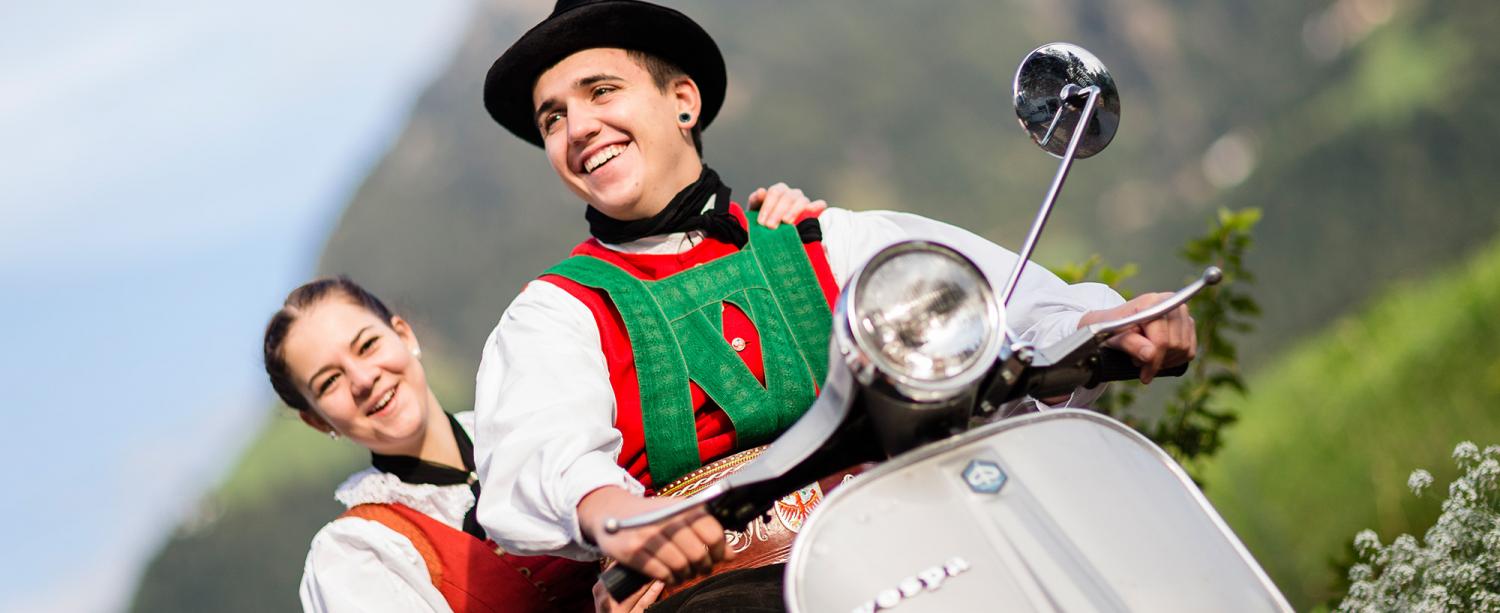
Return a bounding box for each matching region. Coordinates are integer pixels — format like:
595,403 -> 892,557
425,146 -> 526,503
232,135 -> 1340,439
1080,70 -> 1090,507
1339,442 -> 1500,612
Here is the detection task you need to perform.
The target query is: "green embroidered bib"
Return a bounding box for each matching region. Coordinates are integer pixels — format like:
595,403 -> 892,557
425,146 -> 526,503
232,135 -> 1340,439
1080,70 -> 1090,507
544,212 -> 833,484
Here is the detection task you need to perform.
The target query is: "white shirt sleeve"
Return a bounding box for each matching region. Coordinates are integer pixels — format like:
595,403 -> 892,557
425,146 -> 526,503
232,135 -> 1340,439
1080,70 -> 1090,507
473,280 -> 644,560
299,517 -> 452,613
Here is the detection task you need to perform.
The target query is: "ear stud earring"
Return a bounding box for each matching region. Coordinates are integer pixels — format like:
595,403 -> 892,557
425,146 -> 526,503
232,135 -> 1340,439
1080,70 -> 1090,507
679,112 -> 692,123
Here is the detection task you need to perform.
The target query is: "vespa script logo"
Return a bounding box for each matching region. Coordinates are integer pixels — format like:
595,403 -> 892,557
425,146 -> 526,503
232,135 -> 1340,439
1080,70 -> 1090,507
851,557 -> 971,613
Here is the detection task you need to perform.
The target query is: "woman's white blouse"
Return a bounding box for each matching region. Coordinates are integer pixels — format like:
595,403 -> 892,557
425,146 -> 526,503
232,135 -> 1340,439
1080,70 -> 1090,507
473,208 -> 1126,559
298,412 -> 480,613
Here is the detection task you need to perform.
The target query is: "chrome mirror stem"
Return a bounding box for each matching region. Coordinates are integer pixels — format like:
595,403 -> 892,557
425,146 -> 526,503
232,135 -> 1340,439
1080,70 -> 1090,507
999,84 -> 1102,310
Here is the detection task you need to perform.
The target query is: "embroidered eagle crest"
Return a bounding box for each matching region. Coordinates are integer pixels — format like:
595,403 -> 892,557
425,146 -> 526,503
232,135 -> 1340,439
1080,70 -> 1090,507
774,483 -> 824,533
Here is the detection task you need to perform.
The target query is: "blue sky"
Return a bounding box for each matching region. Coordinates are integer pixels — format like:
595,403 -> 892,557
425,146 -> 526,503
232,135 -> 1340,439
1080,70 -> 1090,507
0,1 -> 473,610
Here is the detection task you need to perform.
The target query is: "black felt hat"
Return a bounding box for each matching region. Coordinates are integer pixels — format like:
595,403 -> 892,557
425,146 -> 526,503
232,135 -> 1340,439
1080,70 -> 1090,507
484,0 -> 727,148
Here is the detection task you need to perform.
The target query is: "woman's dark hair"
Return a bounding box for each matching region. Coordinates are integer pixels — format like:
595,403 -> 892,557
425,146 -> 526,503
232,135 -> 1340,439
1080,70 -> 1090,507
263,276 -> 396,412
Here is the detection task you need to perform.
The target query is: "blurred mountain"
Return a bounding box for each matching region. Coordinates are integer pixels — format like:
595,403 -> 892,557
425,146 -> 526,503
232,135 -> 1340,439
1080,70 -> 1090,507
129,415 -> 363,612
131,0 -> 1500,609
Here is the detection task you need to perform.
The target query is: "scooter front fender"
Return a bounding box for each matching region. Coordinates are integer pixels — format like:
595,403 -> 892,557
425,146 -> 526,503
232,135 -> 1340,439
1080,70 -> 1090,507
784,409 -> 1291,613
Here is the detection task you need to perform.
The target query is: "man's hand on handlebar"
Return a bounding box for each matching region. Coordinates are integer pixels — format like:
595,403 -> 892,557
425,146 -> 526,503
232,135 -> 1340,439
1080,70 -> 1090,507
577,486 -> 735,586
1077,292 -> 1197,384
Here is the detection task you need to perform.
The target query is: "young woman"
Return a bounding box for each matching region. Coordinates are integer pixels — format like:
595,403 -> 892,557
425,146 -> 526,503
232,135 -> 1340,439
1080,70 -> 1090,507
264,277 -> 598,612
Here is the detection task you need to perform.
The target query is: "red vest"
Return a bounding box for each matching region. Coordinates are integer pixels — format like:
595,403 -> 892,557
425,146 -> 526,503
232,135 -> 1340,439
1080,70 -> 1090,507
541,206 -> 839,488
342,503 -> 596,613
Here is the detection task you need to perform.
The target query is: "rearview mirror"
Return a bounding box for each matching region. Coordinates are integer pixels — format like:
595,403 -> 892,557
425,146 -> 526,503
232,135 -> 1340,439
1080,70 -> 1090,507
1013,43 -> 1121,159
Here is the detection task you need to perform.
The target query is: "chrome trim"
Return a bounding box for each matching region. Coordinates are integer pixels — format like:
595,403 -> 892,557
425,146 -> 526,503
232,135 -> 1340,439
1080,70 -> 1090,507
836,240 -> 1005,402
604,481 -> 730,533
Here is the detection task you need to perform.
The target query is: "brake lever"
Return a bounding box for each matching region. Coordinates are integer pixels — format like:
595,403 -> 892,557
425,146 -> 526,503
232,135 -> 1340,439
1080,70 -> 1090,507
1083,266 -> 1222,339
602,482 -> 730,534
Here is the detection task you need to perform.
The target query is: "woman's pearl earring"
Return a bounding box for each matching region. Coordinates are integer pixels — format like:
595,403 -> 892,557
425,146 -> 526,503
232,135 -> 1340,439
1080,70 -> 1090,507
327,430 -> 340,440
411,347 -> 422,359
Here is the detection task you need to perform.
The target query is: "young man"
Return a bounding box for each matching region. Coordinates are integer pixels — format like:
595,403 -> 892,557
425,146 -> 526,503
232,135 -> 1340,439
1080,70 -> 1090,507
473,0 -> 1196,608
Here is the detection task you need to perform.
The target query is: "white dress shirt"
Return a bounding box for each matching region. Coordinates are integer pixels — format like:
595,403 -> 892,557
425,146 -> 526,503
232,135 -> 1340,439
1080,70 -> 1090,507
298,413 -> 482,613
473,208 -> 1124,559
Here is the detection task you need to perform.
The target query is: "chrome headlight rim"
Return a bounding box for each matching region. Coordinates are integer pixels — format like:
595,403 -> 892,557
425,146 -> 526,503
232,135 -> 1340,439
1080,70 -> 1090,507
835,240 -> 1007,402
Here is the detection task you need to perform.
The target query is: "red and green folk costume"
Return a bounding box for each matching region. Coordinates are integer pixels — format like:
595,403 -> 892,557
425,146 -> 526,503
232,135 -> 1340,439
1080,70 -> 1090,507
542,205 -> 837,488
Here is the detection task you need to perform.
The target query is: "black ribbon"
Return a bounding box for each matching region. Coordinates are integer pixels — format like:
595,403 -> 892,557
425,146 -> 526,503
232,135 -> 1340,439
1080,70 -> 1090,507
585,165 -> 748,248
796,218 -> 822,244
371,412 -> 486,541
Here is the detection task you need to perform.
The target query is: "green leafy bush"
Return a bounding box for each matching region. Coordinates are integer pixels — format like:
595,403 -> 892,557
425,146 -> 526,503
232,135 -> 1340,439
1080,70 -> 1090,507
1059,207 -> 1262,477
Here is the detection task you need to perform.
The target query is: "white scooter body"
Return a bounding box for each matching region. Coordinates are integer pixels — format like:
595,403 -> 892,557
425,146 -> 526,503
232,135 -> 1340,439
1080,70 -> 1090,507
785,409 -> 1292,612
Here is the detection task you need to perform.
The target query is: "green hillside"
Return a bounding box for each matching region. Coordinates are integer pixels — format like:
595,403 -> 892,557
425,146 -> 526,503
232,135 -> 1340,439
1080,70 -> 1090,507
213,413 -> 364,510
129,479 -> 346,612
1204,237 -> 1500,608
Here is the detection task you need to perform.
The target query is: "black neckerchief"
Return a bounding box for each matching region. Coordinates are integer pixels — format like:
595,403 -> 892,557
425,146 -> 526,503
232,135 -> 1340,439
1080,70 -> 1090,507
585,165 -> 748,248
370,412 -> 486,540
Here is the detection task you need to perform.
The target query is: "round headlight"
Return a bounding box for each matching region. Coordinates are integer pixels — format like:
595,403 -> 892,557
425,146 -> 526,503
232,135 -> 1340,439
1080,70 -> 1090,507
840,241 -> 1005,400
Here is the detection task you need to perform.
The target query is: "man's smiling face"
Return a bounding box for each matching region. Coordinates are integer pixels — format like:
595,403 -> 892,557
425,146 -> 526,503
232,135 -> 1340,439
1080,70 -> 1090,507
532,48 -> 702,221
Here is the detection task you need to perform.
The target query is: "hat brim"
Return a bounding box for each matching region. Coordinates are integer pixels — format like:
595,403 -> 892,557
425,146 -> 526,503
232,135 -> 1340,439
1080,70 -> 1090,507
484,0 -> 727,148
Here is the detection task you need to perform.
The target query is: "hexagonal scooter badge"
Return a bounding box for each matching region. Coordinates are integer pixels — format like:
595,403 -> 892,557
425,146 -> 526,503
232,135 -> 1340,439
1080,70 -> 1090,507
962,459 -> 1007,494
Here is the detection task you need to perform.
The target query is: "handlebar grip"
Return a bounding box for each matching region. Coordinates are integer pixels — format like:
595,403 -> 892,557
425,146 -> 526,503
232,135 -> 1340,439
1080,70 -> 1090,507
1088,348 -> 1189,387
602,564 -> 653,603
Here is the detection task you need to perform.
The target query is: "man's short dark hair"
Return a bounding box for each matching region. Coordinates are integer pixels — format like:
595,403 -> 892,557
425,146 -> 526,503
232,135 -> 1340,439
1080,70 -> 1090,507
627,49 -> 704,155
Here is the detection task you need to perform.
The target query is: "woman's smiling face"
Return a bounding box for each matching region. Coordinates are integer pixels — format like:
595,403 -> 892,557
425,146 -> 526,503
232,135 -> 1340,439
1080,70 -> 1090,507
281,298 -> 432,456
